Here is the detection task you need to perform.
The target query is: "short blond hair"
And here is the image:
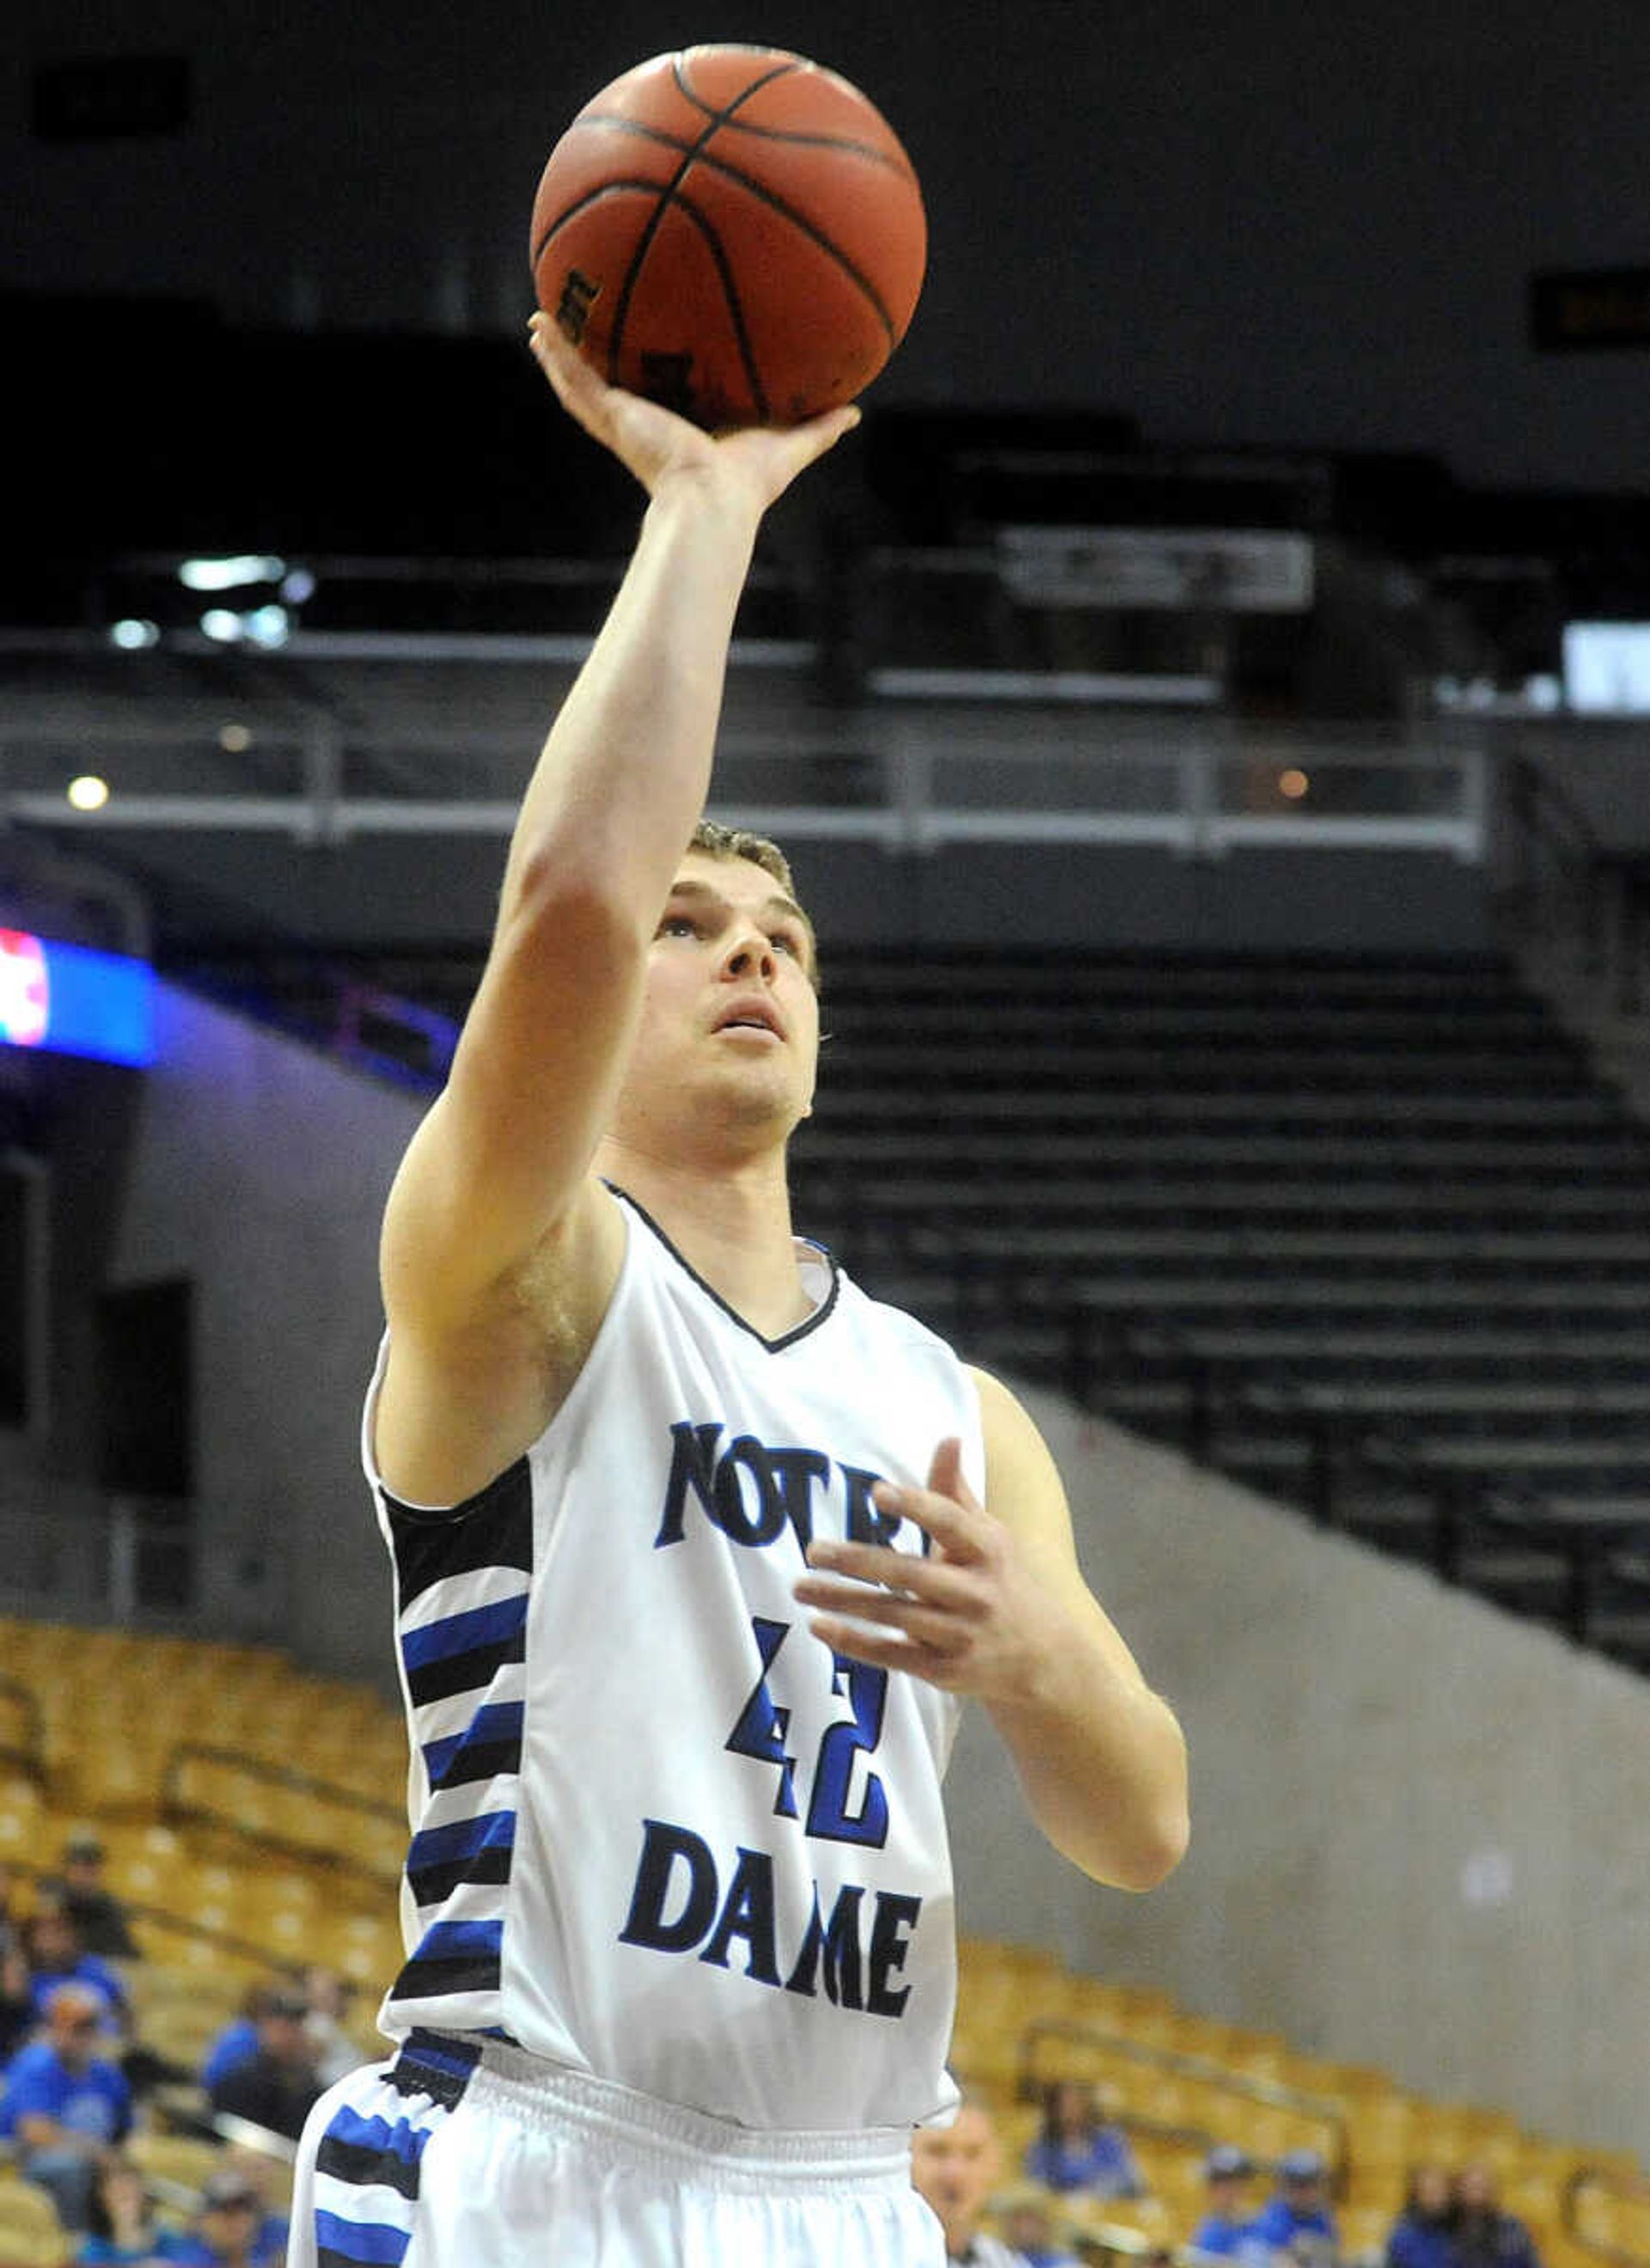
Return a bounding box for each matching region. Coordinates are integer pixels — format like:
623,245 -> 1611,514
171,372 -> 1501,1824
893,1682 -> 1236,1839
688,818 -> 798,900
685,818 -> 817,983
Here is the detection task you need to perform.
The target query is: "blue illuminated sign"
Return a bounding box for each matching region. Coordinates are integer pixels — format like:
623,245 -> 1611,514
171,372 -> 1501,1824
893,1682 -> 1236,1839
0,931 -> 155,1067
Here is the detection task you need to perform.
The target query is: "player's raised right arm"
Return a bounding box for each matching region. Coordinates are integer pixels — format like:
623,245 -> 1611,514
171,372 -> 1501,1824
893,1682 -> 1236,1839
381,322 -> 859,1342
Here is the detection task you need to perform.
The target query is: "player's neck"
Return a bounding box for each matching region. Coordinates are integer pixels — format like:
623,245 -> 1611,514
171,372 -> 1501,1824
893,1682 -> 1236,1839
597,1141 -> 814,1336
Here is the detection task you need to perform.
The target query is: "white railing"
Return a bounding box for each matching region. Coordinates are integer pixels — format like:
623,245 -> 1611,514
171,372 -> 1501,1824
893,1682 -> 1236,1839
0,686 -> 1492,863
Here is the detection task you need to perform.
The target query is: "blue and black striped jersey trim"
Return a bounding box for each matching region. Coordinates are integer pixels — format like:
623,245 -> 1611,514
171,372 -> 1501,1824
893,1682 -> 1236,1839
383,1456 -> 534,2036
400,1592 -> 528,1709
383,1455 -> 535,1610
390,1919 -> 505,2004
406,1810 -> 516,1906
422,1700 -> 523,1791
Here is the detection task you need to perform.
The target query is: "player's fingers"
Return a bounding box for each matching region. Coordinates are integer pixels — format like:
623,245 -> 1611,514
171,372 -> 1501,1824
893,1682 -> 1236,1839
802,1540 -> 978,1605
926,1435 -> 978,1507
793,1582 -> 962,1648
763,406 -> 859,493
791,402 -> 861,459
529,315 -> 599,413
867,1476 -> 989,1563
804,1615 -> 960,1680
793,1566 -> 975,1623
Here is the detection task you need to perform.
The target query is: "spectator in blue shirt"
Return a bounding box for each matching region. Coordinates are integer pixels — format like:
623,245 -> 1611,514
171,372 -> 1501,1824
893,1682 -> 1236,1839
198,1985 -> 278,2095
1385,2166 -> 1458,2268
1192,2146 -> 1268,2259
0,1982 -> 133,2229
167,2164 -> 288,2268
1250,2150 -> 1341,2268
23,1903 -> 131,2039
1023,2080 -> 1146,2198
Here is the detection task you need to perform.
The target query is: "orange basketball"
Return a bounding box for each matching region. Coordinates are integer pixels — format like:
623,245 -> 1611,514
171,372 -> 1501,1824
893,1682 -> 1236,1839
529,45 -> 926,430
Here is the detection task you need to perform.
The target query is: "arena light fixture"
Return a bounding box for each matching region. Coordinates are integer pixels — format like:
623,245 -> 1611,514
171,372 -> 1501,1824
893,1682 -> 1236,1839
178,554 -> 287,593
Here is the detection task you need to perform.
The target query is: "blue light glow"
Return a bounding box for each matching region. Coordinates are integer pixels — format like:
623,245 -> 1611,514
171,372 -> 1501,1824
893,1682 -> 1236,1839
0,932 -> 155,1067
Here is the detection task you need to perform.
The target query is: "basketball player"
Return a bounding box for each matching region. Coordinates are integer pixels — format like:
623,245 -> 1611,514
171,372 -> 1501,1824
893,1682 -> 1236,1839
286,316 -> 1189,2268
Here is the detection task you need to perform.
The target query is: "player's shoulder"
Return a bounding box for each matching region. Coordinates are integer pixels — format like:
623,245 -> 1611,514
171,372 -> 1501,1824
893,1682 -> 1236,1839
828,1254 -> 969,1365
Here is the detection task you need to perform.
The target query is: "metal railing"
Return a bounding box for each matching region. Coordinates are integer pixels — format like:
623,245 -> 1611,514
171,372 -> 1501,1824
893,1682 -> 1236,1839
1500,751 -> 1650,1015
3,1851 -> 309,1978
1056,1293 -> 1650,1652
832,1220 -> 1650,1663
159,1741 -> 403,1889
1017,2016 -> 1351,2193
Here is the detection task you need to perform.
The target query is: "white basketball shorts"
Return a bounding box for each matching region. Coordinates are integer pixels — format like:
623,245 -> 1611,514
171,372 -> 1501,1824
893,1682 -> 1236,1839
287,2027 -> 946,2267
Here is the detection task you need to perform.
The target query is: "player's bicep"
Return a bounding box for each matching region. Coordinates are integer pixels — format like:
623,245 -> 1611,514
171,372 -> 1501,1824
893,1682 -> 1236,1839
972,1366 -> 1152,1691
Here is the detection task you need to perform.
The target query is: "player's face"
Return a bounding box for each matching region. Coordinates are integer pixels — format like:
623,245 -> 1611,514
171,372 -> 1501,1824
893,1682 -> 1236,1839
911,2106 -> 999,2247
619,853 -> 820,1148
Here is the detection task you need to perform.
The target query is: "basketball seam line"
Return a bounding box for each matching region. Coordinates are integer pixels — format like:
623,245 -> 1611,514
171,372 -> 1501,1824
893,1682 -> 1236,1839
581,102 -> 916,182
536,118 -> 901,345
533,182 -> 775,422
603,61 -> 798,416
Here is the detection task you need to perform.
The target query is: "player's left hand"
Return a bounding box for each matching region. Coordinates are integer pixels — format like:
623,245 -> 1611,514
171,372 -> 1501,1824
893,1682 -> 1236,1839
793,1438 -> 1077,1700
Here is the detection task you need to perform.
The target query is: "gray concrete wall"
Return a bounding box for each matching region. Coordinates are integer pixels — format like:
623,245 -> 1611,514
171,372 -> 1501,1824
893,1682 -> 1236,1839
106,981 -> 423,1684
949,1393 -> 1650,2158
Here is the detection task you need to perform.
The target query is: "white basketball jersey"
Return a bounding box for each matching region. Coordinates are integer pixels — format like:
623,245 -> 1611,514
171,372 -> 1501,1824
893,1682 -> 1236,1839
362,1186 -> 980,2132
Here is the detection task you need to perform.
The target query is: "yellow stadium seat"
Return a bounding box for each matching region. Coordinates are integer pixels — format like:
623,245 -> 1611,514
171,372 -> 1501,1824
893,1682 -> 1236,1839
125,2131 -> 226,2193
0,2174 -> 71,2267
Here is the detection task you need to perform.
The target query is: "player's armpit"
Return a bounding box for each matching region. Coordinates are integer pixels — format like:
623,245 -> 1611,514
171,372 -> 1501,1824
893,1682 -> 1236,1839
374,1177 -> 625,1509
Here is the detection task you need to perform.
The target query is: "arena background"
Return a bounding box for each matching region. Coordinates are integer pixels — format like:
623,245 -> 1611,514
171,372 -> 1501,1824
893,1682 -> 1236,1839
2,0 -> 1649,2232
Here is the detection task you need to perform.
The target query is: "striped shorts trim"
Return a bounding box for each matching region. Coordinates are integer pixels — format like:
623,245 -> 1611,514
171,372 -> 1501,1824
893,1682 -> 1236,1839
293,2031 -> 481,2268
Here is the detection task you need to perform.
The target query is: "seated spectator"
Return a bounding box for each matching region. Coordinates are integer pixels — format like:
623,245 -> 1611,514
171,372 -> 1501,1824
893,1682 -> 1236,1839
297,1964 -> 363,2088
1385,2165 -> 1458,2268
913,2097 -> 1031,2265
0,1863 -> 32,2061
76,2154 -> 195,2264
205,1985 -> 323,2143
999,2188 -> 1082,2266
166,2164 -> 286,2268
1250,2150 -> 1341,2268
1023,2079 -> 1146,2198
216,2152 -> 289,2268
199,1987 -> 277,2094
58,1832 -> 140,1961
22,1899 -> 131,2037
1451,2163 -> 1541,2268
0,1981 -> 134,2230
1193,2145 -> 1268,2259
